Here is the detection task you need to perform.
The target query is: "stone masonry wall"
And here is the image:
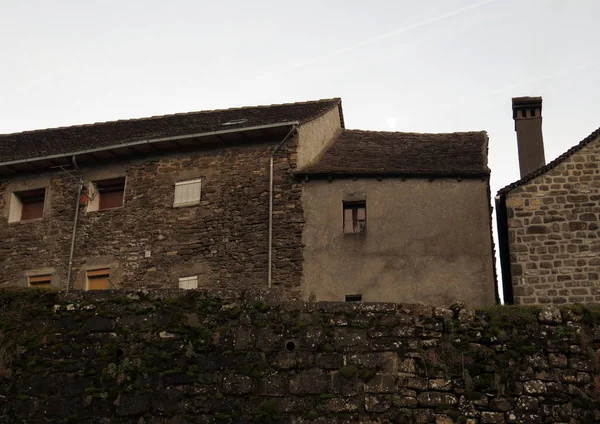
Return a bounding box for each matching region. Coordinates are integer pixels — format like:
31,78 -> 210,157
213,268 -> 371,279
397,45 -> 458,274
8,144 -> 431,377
0,138 -> 303,294
1,288 -> 600,423
505,135 -> 600,305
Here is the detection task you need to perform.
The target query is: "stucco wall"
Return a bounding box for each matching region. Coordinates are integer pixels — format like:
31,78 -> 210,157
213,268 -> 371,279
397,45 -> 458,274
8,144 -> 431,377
296,105 -> 342,169
0,138 -> 305,293
504,135 -> 600,305
301,178 -> 496,307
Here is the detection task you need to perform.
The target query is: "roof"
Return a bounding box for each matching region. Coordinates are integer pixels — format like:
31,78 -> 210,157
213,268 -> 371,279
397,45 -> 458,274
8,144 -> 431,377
498,126 -> 600,195
297,129 -> 490,177
0,98 -> 342,164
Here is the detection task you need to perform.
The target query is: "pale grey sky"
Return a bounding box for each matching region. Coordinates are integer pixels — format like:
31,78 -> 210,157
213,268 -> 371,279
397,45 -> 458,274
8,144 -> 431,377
1,1 -> 598,293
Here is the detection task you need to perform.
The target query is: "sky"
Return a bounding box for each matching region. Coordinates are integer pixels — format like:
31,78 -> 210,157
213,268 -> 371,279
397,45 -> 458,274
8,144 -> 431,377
1,0 -> 599,298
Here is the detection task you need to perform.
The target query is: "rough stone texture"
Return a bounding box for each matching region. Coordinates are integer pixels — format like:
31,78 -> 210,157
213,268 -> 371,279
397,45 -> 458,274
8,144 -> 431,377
0,139 -> 304,295
503,134 -> 600,304
0,289 -> 600,423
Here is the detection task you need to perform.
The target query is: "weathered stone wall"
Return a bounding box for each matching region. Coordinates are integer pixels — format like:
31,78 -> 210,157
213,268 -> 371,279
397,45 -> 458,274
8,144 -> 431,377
505,135 -> 600,305
1,288 -> 600,423
0,139 -> 303,294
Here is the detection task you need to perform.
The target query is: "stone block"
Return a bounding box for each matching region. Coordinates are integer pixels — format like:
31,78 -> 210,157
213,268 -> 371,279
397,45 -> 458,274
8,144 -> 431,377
289,369 -> 328,394
417,392 -> 457,408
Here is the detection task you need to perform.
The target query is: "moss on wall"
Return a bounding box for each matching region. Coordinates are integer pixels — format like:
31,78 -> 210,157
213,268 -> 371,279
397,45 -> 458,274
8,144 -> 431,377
0,288 -> 600,423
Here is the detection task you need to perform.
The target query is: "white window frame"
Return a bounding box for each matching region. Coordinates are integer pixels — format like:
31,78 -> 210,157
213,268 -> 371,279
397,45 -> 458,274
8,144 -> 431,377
173,179 -> 202,208
179,276 -> 198,290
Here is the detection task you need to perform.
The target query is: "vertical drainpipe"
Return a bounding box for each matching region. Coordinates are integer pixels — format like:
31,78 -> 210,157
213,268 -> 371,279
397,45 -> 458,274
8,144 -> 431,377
66,156 -> 83,293
268,125 -> 297,289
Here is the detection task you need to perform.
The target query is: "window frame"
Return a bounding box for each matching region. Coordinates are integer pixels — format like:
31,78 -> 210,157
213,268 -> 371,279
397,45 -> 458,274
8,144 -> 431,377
173,179 -> 202,208
86,177 -> 126,212
8,188 -> 47,223
342,200 -> 367,235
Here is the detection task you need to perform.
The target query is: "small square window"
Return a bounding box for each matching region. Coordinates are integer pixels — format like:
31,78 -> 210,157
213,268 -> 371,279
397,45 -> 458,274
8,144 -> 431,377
345,294 -> 362,302
87,178 -> 125,212
28,274 -> 52,289
343,201 -> 366,234
173,179 -> 202,207
9,188 -> 46,222
179,276 -> 198,290
86,269 -> 112,291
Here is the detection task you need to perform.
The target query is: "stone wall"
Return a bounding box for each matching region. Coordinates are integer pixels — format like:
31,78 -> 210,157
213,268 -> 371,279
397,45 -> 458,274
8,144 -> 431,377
0,139 -> 303,293
504,134 -> 600,305
1,288 -> 600,423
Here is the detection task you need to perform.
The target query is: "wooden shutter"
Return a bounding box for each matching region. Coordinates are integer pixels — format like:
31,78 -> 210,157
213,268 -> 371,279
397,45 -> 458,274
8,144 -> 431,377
87,269 -> 111,290
174,180 -> 201,207
21,201 -> 44,220
97,178 -> 125,210
29,275 -> 52,288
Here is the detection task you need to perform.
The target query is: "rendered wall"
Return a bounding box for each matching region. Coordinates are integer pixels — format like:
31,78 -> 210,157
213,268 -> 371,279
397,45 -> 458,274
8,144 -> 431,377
301,178 -> 496,307
0,289 -> 599,423
504,135 -> 600,305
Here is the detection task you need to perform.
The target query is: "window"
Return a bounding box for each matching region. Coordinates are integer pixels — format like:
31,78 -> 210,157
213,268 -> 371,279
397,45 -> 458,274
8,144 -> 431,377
343,201 -> 367,234
173,179 -> 202,207
179,276 -> 198,290
87,177 -> 125,212
86,269 -> 111,291
28,274 -> 52,289
9,188 -> 46,222
345,294 -> 362,302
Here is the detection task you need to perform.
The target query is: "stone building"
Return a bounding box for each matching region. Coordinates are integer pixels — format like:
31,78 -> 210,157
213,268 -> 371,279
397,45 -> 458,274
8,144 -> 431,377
496,96 -> 600,305
1,98 -> 496,306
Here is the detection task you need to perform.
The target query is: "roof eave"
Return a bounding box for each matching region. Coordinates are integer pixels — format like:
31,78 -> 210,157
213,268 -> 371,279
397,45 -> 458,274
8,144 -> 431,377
0,121 -> 299,175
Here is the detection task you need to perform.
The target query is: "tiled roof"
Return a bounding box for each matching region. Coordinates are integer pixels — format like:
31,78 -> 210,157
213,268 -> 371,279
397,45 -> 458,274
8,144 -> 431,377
498,126 -> 600,195
298,129 -> 490,177
0,98 -> 342,163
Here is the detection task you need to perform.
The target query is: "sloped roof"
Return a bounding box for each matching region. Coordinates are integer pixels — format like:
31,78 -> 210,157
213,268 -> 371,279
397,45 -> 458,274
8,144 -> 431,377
298,129 -> 490,177
498,126 -> 600,195
0,98 -> 342,163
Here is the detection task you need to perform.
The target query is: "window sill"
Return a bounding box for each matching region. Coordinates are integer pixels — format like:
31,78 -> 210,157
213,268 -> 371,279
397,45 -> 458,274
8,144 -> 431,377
173,201 -> 201,208
343,232 -> 367,238
86,206 -> 124,213
8,217 -> 43,225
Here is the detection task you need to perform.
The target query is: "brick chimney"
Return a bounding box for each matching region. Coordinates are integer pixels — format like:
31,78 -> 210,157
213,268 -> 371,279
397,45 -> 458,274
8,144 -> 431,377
512,96 -> 546,178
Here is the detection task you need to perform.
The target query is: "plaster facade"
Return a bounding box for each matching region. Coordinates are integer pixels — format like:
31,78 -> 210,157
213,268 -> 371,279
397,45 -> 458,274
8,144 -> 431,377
501,134 -> 600,305
301,178 -> 496,306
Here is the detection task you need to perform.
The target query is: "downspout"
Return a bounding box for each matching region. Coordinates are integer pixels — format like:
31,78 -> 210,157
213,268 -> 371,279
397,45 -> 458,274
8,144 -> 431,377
66,156 -> 83,293
268,125 -> 297,289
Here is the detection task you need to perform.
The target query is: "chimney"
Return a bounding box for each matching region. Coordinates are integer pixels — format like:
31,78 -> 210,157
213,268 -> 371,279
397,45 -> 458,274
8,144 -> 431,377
512,96 -> 545,178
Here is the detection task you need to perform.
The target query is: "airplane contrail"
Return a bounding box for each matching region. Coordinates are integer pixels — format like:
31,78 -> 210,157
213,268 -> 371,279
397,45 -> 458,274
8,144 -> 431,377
274,0 -> 498,74
431,60 -> 600,113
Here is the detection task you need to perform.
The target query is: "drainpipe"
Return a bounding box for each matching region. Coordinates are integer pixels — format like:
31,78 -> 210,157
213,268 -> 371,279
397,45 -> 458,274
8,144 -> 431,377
66,156 -> 83,292
268,125 -> 297,289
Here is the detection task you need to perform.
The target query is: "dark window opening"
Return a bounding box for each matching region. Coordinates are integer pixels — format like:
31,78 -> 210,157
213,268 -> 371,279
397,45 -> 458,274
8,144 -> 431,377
521,109 -> 526,118
18,188 -> 46,221
345,294 -> 362,302
96,177 -> 125,210
343,201 -> 366,234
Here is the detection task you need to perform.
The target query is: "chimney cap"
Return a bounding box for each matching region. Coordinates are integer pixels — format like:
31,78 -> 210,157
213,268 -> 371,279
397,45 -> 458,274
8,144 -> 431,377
512,96 -> 542,109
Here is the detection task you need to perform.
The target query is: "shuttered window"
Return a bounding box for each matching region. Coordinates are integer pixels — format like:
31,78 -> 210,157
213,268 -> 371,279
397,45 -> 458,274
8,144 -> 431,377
10,188 -> 46,222
178,276 -> 198,290
343,201 -> 367,234
173,179 -> 201,207
97,178 -> 125,210
87,269 -> 111,291
28,274 -> 52,289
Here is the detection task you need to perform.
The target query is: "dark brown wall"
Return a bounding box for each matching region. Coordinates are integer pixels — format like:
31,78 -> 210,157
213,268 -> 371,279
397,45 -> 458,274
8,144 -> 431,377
504,135 -> 600,305
0,139 -> 303,294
